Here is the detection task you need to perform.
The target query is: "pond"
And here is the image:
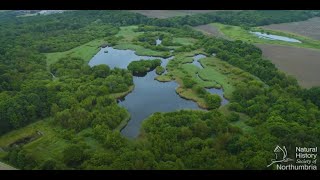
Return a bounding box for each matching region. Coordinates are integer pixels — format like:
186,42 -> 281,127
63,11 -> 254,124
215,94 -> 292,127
205,88 -> 229,105
250,31 -> 302,43
191,54 -> 206,69
156,39 -> 162,46
89,47 -> 169,69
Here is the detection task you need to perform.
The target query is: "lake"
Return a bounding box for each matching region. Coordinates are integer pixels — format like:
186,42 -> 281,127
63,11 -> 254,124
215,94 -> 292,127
89,47 -> 228,138
250,31 -> 302,43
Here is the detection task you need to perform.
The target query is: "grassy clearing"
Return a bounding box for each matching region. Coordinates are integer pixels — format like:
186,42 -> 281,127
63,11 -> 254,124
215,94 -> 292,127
0,116 -> 121,164
194,24 -> 232,40
115,26 -> 142,42
114,43 -> 170,57
199,57 -> 263,98
162,53 -> 263,108
214,23 -> 320,50
172,37 -> 198,46
160,51 -> 246,108
45,39 -> 104,67
0,120 -> 49,148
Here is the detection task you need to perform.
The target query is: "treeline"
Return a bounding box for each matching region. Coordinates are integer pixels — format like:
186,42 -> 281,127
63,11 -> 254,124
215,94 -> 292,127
2,10 -> 320,56
49,57 -> 133,131
201,38 -> 297,88
147,10 -> 320,27
0,10 -> 146,134
5,110 -> 255,170
0,10 -> 149,55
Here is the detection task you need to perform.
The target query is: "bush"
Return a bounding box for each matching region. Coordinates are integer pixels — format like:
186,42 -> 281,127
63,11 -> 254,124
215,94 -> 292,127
182,77 -> 196,88
205,94 -> 221,110
155,66 -> 165,75
127,59 -> 161,76
228,112 -> 240,122
63,144 -> 89,168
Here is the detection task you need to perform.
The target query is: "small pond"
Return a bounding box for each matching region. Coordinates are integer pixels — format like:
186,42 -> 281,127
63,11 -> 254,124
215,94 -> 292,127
250,31 -> 302,43
191,54 -> 206,69
156,39 -> 162,46
205,88 -> 229,106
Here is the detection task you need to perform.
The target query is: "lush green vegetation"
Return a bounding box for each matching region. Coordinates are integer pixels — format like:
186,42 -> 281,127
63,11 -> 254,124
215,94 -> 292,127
213,23 -> 320,50
151,10 -> 320,27
0,10 -> 320,170
45,39 -> 105,67
127,59 -> 161,76
155,66 -> 165,75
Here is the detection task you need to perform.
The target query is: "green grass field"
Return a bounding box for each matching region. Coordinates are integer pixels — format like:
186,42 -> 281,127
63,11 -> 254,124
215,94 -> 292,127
172,37 -> 198,46
213,23 -> 320,50
45,39 -> 104,67
115,26 -> 142,42
114,43 -> 170,57
157,50 -> 263,108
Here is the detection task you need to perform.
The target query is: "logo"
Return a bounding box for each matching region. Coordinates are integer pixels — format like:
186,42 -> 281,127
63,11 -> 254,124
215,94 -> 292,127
267,145 -> 318,170
267,145 -> 293,167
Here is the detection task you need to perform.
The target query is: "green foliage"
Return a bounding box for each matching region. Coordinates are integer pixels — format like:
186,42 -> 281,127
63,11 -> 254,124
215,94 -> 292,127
155,66 -> 165,75
228,112 -> 240,122
127,59 -> 161,76
40,159 -> 63,170
182,77 -> 196,88
1,10 -> 320,170
92,64 -> 110,78
303,87 -> 320,107
205,94 -> 221,110
150,10 -> 320,27
62,144 -> 89,168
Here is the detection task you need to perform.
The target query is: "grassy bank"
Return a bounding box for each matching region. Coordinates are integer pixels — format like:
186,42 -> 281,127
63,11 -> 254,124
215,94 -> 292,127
45,39 -> 105,67
213,23 -> 320,50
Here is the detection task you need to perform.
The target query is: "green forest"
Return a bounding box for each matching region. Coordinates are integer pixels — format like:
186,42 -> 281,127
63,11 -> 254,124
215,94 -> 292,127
0,10 -> 319,170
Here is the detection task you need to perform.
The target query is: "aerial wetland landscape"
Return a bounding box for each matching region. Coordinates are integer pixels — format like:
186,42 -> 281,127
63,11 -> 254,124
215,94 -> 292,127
0,10 -> 320,170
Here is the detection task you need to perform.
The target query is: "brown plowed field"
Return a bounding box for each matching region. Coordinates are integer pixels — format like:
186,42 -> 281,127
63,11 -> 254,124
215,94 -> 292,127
130,10 -> 220,19
256,44 -> 320,88
262,17 -> 320,40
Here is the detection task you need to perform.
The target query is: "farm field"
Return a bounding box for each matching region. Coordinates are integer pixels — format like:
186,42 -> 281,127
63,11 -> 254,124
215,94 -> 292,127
213,23 -> 320,50
262,17 -> 320,40
256,44 -> 320,88
130,10 -> 219,19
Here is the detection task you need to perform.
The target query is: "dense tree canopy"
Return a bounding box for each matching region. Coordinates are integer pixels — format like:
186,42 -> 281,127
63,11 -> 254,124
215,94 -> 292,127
0,10 -> 319,170
127,59 -> 161,76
